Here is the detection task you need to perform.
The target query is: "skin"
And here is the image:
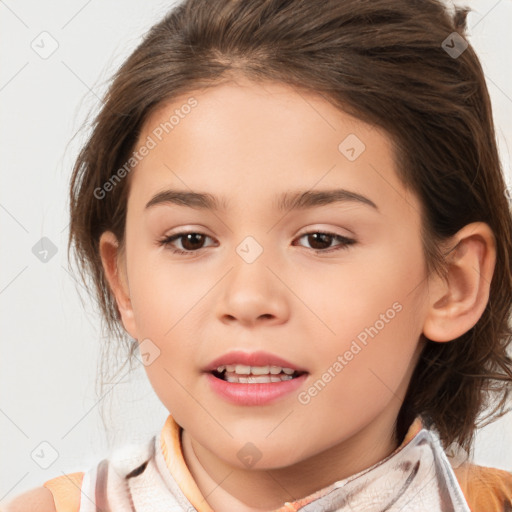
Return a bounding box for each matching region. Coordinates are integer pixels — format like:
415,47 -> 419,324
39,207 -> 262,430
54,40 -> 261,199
99,77 -> 496,512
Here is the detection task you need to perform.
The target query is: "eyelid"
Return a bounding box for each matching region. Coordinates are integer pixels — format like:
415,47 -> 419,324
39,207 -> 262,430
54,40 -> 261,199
295,225 -> 354,238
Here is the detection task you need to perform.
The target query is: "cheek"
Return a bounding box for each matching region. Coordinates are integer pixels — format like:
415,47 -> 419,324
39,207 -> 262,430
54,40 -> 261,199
295,238 -> 426,384
127,249 -> 207,337
297,242 -> 424,340
142,358 -> 195,421
299,287 -> 422,437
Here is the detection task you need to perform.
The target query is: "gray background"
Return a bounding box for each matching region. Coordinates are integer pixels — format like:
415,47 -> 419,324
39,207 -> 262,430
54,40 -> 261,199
1,0 -> 511,505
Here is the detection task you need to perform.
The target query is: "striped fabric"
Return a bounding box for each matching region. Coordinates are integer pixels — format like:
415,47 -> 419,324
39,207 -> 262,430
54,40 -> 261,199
42,414 -> 512,511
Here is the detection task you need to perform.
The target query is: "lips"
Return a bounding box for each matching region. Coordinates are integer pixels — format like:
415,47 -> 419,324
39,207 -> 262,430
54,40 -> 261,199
203,351 -> 308,405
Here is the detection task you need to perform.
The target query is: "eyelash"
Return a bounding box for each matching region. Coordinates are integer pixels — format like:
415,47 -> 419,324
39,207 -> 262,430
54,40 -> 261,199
157,230 -> 356,256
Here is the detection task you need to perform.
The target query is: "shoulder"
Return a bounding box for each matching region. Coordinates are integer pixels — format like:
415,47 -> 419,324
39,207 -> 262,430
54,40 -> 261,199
1,436 -> 158,512
453,462 -> 512,512
2,472 -> 84,512
2,486 -> 56,512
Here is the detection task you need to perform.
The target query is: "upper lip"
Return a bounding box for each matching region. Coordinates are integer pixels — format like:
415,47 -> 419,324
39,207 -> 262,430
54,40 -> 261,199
203,350 -> 308,373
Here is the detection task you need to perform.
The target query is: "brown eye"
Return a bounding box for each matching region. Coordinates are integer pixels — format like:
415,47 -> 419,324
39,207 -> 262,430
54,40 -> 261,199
305,233 -> 333,250
179,233 -> 207,251
294,231 -> 355,253
158,232 -> 216,254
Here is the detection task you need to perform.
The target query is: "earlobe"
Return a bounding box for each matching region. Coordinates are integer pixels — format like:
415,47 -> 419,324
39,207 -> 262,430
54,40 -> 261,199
422,222 -> 496,343
99,231 -> 139,339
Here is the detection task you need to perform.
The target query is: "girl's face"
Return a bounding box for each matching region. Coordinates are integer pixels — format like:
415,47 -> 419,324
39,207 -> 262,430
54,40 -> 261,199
106,78 -> 432,470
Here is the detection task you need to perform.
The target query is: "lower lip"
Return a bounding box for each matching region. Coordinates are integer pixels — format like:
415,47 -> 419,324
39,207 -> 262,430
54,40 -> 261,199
205,372 -> 308,406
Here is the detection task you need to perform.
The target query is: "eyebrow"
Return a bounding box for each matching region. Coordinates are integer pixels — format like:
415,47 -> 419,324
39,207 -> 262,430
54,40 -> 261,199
145,188 -> 378,212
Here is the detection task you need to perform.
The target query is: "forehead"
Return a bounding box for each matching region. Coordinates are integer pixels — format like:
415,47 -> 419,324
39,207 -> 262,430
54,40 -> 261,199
127,78 -> 417,217
142,78 -> 375,150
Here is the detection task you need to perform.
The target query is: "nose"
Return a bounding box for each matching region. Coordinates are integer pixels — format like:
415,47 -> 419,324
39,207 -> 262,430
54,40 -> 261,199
216,256 -> 290,328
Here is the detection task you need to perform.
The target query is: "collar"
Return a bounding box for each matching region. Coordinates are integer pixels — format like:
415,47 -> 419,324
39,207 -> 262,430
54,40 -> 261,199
159,414 -> 469,511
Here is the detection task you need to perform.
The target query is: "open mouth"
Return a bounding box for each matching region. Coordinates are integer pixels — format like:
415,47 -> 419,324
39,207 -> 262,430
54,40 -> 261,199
212,364 -> 306,383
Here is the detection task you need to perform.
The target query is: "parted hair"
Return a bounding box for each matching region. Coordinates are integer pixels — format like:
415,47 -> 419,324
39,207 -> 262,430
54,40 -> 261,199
68,0 -> 512,453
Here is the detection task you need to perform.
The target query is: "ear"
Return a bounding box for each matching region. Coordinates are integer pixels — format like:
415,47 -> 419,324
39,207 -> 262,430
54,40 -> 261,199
99,231 -> 139,340
422,222 -> 496,342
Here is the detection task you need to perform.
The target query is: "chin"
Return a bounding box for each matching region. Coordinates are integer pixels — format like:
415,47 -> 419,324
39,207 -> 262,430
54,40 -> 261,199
221,439 -> 310,471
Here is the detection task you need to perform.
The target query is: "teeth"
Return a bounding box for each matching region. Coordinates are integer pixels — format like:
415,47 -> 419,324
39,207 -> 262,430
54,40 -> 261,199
251,365 -> 270,375
225,374 -> 294,383
216,364 -> 296,376
235,364 -> 251,375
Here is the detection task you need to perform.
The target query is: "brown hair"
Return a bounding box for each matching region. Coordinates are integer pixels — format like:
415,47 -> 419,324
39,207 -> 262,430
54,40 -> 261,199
68,0 -> 512,453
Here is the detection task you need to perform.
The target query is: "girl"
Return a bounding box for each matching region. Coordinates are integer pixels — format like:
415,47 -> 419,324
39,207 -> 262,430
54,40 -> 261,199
5,0 -> 512,510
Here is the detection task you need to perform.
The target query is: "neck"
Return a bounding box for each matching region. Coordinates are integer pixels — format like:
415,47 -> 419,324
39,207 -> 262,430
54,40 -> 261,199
181,411 -> 402,512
